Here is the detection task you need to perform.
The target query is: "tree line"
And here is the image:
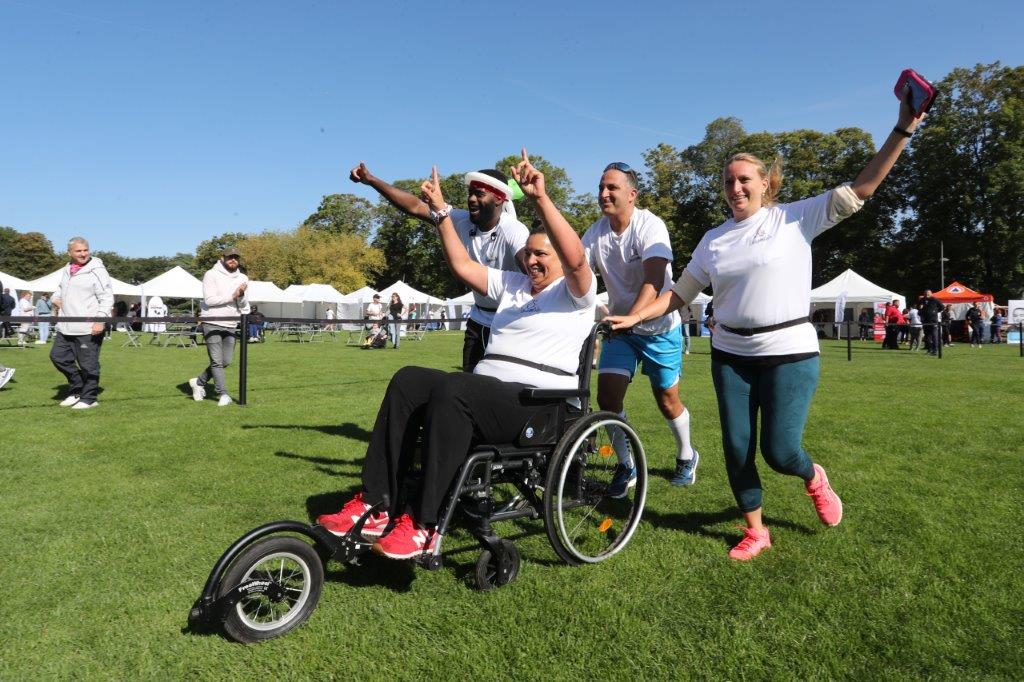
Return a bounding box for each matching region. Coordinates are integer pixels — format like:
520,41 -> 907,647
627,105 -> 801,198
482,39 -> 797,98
3,63 -> 1020,302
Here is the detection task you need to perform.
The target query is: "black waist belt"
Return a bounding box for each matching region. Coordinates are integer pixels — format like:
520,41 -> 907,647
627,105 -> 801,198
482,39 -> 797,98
720,316 -> 810,337
474,304 -> 498,313
484,353 -> 574,377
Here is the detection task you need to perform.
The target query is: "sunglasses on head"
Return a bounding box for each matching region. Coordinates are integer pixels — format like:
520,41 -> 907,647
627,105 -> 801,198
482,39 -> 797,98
604,162 -> 639,183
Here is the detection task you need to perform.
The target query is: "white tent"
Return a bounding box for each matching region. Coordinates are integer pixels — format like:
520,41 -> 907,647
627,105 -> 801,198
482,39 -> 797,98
0,270 -> 34,302
25,267 -> 141,297
245,280 -> 305,318
334,286 -> 379,325
810,269 -> 904,337
341,285 -> 380,303
139,266 -> 203,299
378,280 -> 445,330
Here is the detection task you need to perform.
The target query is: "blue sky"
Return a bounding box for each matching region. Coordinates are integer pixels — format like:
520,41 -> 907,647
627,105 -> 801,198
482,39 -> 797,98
2,0 -> 1022,258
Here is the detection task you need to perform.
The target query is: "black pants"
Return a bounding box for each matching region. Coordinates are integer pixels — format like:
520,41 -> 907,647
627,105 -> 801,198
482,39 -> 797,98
883,324 -> 898,349
461,318 -> 491,372
360,366 -> 544,525
923,323 -> 939,353
50,332 -> 103,402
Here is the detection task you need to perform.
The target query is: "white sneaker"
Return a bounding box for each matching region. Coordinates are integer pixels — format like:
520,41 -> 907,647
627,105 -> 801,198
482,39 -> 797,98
189,378 -> 206,401
0,368 -> 14,390
59,395 -> 81,407
218,394 -> 233,407
35,340 -> 46,344
71,400 -> 98,410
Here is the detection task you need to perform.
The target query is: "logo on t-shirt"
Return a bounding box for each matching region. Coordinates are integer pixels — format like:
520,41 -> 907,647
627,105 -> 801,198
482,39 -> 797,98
750,226 -> 772,244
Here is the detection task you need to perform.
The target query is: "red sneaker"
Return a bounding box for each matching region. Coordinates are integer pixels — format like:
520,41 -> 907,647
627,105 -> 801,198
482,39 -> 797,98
372,513 -> 440,559
728,526 -> 771,561
316,492 -> 390,537
805,463 -> 843,527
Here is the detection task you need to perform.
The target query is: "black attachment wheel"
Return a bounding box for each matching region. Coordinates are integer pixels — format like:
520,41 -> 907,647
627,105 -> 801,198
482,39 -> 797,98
473,539 -> 520,590
219,536 -> 324,644
543,411 -> 647,565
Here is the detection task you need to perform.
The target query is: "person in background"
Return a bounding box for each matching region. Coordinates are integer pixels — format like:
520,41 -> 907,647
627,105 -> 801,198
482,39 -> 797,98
364,294 -> 385,345
50,236 -> 114,409
248,305 -> 265,342
990,308 -> 1003,343
919,289 -> 944,355
35,292 -> 53,344
940,304 -> 953,346
898,307 -> 910,345
388,293 -> 404,349
1,286 -> 16,339
189,246 -> 250,406
906,305 -> 922,351
858,308 -> 872,341
966,302 -> 984,348
883,301 -> 902,349
14,291 -> 33,346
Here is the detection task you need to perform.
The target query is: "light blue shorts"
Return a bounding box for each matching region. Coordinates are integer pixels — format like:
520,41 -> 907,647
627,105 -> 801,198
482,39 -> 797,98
598,326 -> 682,390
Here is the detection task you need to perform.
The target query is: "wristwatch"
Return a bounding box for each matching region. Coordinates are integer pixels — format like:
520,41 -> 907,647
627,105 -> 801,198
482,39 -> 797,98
429,203 -> 453,224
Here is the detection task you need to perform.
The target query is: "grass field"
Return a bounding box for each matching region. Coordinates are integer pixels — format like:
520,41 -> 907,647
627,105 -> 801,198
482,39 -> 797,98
0,332 -> 1021,680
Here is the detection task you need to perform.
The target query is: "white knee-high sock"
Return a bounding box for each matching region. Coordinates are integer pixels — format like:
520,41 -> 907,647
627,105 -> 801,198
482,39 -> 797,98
610,409 -> 633,467
668,407 -> 693,461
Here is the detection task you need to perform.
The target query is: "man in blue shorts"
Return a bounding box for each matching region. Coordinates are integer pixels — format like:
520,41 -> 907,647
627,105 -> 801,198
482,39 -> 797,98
582,162 -> 698,495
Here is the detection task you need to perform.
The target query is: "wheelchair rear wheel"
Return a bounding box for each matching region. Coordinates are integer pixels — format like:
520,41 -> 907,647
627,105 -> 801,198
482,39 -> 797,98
219,536 -> 324,644
543,411 -> 647,565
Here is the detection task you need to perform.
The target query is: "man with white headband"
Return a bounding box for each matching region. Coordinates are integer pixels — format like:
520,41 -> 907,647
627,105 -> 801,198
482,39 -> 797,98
350,162 -> 528,370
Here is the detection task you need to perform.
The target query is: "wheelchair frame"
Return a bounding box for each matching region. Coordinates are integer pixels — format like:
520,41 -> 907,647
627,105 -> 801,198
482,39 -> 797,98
188,323 -> 648,643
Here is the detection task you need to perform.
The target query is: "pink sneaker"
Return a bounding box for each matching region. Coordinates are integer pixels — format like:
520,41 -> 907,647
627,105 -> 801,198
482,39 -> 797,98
316,492 -> 390,537
805,463 -> 843,526
372,513 -> 440,559
728,526 -> 771,561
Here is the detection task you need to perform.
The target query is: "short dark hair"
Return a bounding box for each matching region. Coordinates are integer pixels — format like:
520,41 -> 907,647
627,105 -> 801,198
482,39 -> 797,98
476,168 -> 509,185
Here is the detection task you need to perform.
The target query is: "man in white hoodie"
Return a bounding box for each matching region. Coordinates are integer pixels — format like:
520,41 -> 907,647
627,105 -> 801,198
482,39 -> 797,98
50,237 -> 114,409
189,246 -> 250,406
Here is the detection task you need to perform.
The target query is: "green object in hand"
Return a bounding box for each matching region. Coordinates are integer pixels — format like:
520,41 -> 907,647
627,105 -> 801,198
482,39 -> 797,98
508,178 -> 525,201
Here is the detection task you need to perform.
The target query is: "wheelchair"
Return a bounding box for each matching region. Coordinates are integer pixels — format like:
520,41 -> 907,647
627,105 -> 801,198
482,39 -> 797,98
188,323 -> 648,643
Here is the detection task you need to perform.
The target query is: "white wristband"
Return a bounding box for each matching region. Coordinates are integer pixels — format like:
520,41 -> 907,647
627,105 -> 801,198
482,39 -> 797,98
429,203 -> 453,224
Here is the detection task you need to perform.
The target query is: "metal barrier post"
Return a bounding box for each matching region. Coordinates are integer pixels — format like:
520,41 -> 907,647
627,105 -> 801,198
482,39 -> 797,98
936,322 -> 942,359
846,320 -> 852,361
238,313 -> 248,406
1019,322 -> 1023,357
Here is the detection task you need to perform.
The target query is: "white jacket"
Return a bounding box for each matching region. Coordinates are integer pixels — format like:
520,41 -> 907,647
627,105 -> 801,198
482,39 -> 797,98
53,258 -> 114,336
200,260 -> 250,329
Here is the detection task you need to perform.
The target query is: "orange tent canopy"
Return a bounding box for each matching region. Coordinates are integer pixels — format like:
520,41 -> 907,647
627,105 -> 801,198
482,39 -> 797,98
933,281 -> 994,303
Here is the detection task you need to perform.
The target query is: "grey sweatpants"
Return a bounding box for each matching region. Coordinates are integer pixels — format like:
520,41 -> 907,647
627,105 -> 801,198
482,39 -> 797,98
197,326 -> 237,396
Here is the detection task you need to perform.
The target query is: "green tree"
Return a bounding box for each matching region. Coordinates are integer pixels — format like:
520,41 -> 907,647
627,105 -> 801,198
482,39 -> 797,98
898,62 -> 1024,300
194,232 -> 250,276
0,227 -> 62,278
238,225 -> 383,291
303,193 -> 376,237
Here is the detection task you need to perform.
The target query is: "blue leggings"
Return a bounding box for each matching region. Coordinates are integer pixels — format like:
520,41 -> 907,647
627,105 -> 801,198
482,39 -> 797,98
711,356 -> 818,512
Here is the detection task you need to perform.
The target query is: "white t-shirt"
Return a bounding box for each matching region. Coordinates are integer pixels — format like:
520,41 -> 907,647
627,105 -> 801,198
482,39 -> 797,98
474,268 -> 597,390
683,191 -> 842,357
365,301 -> 384,320
451,209 -> 529,327
582,208 -> 679,336
907,308 -> 921,327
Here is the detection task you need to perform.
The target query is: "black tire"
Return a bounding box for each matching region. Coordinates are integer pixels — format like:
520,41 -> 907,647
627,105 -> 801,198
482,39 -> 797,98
219,536 -> 324,644
543,411 -> 647,566
472,540 -> 520,591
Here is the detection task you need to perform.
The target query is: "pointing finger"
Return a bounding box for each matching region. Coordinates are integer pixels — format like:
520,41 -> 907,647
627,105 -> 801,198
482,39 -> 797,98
432,165 -> 439,186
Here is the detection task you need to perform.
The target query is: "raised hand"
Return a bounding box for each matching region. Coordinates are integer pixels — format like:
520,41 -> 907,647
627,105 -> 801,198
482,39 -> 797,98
509,147 -> 546,200
349,161 -> 372,184
419,165 -> 447,211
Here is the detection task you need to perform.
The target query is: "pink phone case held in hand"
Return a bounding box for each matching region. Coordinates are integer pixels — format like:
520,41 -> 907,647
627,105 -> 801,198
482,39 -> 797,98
894,69 -> 937,116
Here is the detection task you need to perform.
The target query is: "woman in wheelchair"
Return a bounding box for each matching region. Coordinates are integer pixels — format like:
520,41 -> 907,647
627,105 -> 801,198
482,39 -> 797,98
318,151 -> 596,559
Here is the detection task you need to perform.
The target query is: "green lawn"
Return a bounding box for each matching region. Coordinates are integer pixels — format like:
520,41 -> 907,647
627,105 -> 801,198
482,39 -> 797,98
0,333 -> 1021,679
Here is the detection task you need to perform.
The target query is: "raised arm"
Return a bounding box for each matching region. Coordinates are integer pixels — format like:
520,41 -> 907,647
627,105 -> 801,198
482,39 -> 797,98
850,87 -> 927,200
420,166 -> 489,295
510,149 -> 592,298
350,161 -> 432,222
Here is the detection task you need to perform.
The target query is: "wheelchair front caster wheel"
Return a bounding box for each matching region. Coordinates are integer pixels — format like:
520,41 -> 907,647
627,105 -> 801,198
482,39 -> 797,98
473,540 -> 520,591
219,536 -> 324,644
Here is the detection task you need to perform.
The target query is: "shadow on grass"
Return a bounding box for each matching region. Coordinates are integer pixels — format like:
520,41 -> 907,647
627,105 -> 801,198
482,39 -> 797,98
245,422 -> 372,443
277,450 -> 363,479
642,506 -> 814,547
